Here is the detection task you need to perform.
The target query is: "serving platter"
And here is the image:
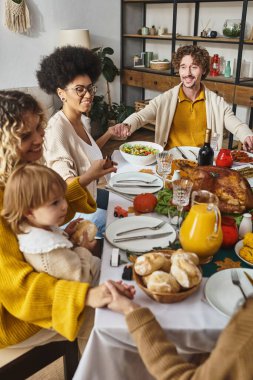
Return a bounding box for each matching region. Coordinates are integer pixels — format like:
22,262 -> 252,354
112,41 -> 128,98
105,216 -> 176,252
231,150 -> 253,166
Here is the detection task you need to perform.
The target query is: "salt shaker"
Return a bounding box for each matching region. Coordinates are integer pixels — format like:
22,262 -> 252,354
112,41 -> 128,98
239,213 -> 252,239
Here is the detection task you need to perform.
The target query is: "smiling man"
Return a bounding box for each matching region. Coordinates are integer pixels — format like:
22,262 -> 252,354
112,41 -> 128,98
120,45 -> 253,151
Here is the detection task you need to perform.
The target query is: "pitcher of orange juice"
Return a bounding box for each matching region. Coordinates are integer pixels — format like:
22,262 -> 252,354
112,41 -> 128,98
179,190 -> 223,263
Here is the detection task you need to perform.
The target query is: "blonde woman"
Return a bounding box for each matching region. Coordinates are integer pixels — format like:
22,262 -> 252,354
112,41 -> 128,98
0,90 -> 134,349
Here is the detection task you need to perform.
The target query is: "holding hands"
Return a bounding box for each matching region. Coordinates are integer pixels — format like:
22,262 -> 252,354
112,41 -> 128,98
108,123 -> 131,140
86,280 -> 136,309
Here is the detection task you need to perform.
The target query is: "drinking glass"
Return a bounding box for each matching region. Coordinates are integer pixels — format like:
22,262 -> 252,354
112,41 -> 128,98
156,152 -> 173,189
172,179 -> 193,229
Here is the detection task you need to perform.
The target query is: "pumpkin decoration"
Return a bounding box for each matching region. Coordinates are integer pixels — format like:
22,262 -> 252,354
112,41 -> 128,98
133,193 -> 157,213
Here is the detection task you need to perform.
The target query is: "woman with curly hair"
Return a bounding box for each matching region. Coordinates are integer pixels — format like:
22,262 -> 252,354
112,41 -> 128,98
0,90 -> 134,350
37,46 -> 130,237
116,44 -> 253,151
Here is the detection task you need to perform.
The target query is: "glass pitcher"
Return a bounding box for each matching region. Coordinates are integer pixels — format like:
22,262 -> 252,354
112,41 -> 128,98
179,190 -> 223,264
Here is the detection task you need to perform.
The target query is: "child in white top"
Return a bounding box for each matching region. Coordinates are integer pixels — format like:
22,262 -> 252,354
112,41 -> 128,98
2,163 -> 100,286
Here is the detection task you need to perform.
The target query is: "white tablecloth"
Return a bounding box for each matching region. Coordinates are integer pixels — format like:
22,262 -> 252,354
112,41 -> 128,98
73,151 -> 228,380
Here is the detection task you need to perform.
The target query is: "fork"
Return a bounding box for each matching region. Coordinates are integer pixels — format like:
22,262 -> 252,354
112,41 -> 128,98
231,269 -> 247,300
115,220 -> 166,236
115,178 -> 158,184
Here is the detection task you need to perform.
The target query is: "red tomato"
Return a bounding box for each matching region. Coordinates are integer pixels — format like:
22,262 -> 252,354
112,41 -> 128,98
133,193 -> 157,213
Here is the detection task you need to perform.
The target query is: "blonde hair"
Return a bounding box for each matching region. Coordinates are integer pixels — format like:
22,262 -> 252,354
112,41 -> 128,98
2,163 -> 67,234
0,90 -> 46,187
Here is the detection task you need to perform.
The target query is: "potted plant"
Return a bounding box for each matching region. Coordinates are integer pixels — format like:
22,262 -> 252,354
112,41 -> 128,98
90,46 -> 134,137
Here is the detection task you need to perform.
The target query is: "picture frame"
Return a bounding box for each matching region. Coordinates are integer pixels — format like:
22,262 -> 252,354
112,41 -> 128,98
133,56 -> 145,67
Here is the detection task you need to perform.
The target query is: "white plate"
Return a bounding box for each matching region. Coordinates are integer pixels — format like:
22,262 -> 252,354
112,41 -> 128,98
105,216 -> 176,252
109,172 -> 163,195
234,240 -> 253,267
204,268 -> 253,317
167,146 -> 200,162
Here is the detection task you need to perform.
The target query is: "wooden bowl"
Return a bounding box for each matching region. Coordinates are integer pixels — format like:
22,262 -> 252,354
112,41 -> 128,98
133,270 -> 200,303
133,249 -> 201,303
150,60 -> 170,71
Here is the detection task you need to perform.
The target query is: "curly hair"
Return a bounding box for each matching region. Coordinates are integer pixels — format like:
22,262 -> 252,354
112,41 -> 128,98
37,46 -> 102,94
2,163 -> 67,234
172,45 -> 210,79
0,90 -> 45,187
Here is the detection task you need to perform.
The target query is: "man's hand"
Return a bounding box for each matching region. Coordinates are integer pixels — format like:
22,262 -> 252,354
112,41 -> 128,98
243,136 -> 253,152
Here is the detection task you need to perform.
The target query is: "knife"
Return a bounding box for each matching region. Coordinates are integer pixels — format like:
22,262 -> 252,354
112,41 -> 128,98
175,146 -> 188,159
243,271 -> 253,286
113,184 -> 161,188
113,231 -> 173,243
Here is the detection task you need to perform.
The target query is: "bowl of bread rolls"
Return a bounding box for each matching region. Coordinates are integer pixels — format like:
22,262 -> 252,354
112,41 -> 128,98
133,249 -> 202,303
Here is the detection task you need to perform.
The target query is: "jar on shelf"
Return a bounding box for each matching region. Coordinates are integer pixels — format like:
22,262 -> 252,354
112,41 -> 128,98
150,25 -> 157,35
223,19 -> 241,38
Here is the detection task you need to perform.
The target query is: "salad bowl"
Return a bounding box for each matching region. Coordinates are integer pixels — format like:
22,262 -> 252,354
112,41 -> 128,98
119,141 -> 163,166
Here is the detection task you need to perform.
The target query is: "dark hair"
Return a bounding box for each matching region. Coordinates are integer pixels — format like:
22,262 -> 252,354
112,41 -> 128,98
37,46 -> 102,94
172,45 -> 210,79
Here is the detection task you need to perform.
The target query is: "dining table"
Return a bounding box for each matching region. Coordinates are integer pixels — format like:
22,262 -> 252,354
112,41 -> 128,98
73,150 -> 253,380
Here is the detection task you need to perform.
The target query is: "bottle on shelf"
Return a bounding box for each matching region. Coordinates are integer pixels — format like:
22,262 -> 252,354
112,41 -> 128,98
198,129 -> 214,166
210,54 -> 220,76
224,60 -> 231,78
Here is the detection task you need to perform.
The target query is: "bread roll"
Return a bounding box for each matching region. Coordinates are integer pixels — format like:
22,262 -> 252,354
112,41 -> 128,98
160,255 -> 172,273
71,220 -> 97,245
171,255 -> 202,289
171,249 -> 199,266
146,271 -> 181,293
134,252 -> 165,276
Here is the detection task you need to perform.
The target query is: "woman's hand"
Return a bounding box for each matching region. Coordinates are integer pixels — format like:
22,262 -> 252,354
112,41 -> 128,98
86,280 -> 136,309
104,280 -> 140,315
108,123 -> 131,139
78,159 -> 118,187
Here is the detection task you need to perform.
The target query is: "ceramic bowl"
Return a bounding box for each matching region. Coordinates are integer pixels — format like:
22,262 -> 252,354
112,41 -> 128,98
119,141 -> 163,166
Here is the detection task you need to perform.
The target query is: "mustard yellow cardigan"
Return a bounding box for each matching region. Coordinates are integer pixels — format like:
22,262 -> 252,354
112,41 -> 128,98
0,178 -> 97,348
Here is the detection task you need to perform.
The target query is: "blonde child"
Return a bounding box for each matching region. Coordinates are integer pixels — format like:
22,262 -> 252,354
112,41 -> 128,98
2,163 -> 101,286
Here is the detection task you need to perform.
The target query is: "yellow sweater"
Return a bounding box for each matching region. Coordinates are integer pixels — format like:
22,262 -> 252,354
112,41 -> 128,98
0,178 -> 97,347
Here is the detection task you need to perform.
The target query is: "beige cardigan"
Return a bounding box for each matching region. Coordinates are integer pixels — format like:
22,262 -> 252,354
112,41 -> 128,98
126,298 -> 253,380
44,111 -> 102,200
124,83 -> 253,149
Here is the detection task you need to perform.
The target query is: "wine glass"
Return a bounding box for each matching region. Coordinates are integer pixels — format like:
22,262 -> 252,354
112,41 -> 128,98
156,152 -> 173,189
172,179 -> 193,229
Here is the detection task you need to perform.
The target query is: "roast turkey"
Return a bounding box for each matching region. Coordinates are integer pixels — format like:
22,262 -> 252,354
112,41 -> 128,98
186,166 -> 253,214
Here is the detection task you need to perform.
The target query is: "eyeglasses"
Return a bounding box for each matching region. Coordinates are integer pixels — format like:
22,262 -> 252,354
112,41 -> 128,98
65,84 -> 97,97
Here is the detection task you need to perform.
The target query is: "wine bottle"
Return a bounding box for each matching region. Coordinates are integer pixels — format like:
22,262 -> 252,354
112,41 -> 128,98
198,129 -> 214,166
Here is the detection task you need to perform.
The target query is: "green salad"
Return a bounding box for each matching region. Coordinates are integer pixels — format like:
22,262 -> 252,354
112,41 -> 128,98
121,143 -> 159,156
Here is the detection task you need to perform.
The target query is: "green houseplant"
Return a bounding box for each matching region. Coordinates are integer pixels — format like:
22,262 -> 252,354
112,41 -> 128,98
90,47 -> 134,137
